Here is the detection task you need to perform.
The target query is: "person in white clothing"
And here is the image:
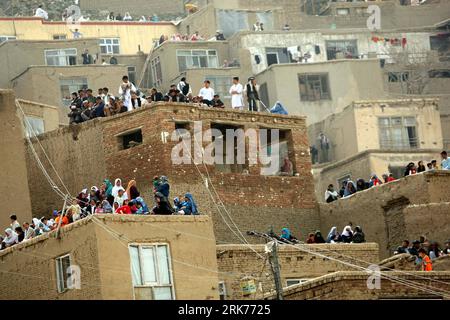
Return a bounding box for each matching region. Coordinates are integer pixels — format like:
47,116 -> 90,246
198,80 -> 215,106
123,12 -> 133,21
35,5 -> 49,20
118,75 -> 137,112
229,77 -> 244,110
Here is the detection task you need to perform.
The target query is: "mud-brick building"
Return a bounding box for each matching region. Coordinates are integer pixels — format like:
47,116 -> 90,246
0,215 -> 220,300
21,99 -> 318,244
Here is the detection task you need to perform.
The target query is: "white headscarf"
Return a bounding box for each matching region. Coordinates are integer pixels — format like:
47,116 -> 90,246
342,226 -> 353,237
3,228 -> 18,246
112,178 -> 127,199
327,227 -> 337,241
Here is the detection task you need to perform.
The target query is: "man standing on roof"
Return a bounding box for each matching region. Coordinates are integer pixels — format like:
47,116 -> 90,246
229,77 -> 244,110
245,77 -> 259,112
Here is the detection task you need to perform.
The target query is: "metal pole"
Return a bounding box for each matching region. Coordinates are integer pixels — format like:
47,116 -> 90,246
56,195 -> 69,239
270,240 -> 284,300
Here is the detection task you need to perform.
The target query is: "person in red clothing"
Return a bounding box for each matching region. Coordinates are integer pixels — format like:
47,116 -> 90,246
116,200 -> 132,214
419,248 -> 433,272
370,174 -> 383,187
382,173 -> 396,183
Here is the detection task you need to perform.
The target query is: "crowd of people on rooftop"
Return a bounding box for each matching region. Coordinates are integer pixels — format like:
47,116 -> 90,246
394,236 -> 450,272
0,175 -> 198,251
67,74 -> 266,124
272,223 -> 366,246
325,151 -> 450,203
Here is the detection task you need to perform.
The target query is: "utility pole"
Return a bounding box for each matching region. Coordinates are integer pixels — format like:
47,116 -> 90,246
268,235 -> 284,300
248,229 -> 284,300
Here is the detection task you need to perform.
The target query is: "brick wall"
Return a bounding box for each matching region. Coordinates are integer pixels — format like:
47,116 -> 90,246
216,243 -> 380,300
266,271 -> 450,300
319,171 -> 450,259
25,103 -> 319,244
25,119 -> 107,217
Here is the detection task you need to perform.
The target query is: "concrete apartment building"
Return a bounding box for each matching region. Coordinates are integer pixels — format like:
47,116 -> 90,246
0,38 -> 140,124
12,65 -> 128,125
0,215 -> 220,300
0,17 -> 177,54
310,98 -> 443,195
0,38 -> 101,88
255,59 -> 387,124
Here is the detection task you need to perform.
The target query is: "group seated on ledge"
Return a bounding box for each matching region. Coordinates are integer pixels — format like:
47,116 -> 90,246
324,152 -> 450,203
1,175 -> 198,251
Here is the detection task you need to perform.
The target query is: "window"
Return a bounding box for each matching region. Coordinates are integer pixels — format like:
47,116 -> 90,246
388,72 -> 410,82
53,34 -> 67,40
286,279 -> 310,287
428,69 -> 450,78
204,76 -> 232,99
129,244 -> 174,300
379,117 -> 418,150
326,40 -> 358,60
100,38 -> 120,54
218,281 -> 227,300
128,66 -> 137,84
0,35 -> 16,43
24,116 -> 44,137
176,49 -> 218,72
56,254 -> 72,293
210,123 -> 246,174
298,74 -> 330,101
259,129 -> 292,176
60,78 -> 88,106
151,56 -> 162,88
430,34 -> 450,52
336,8 -> 350,15
118,129 -> 143,150
266,47 -> 291,66
45,48 -> 77,66
119,129 -> 142,150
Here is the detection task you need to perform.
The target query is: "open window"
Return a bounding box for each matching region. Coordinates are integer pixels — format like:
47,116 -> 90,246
55,254 -> 72,293
259,129 -> 294,176
210,123 -> 247,174
117,128 -> 143,150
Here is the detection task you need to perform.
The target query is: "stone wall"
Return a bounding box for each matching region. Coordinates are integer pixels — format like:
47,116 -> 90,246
266,271 -> 450,300
216,243 -> 380,300
319,171 -> 450,259
403,203 -> 450,249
